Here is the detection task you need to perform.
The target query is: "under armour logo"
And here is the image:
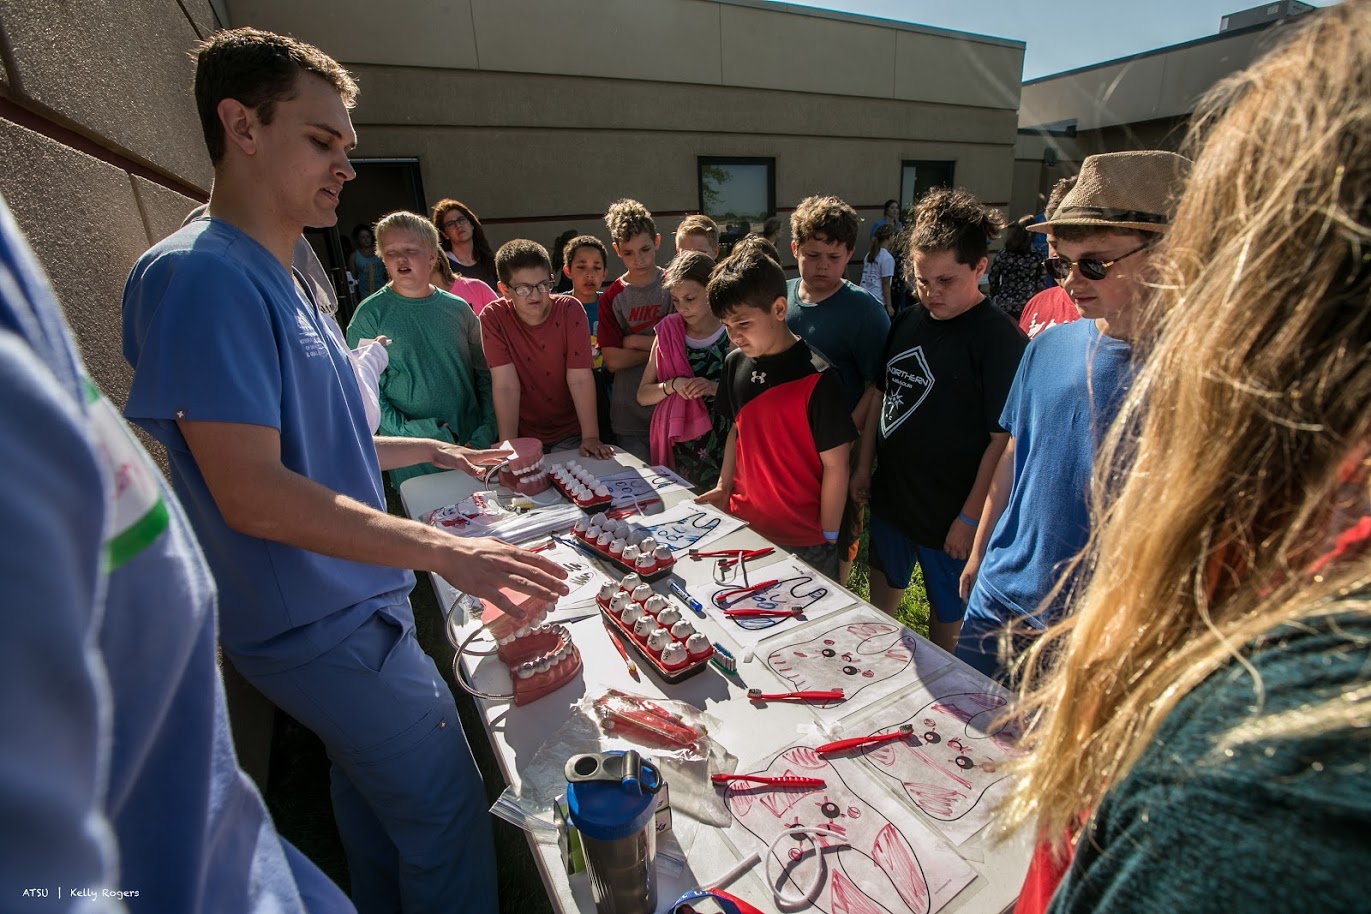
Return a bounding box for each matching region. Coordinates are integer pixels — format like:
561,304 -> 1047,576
750,371 -> 767,384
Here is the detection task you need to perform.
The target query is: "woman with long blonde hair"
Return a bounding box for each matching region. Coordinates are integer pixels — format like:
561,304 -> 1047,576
1007,3 -> 1371,910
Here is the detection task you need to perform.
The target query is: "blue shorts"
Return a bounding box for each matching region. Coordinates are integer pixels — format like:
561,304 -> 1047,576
956,585 -> 1039,684
868,513 -> 967,624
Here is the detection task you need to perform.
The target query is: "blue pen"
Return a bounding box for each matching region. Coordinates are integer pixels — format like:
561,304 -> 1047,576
669,581 -> 706,618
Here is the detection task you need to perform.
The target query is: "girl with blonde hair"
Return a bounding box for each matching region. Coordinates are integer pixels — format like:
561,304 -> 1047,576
1007,3 -> 1371,910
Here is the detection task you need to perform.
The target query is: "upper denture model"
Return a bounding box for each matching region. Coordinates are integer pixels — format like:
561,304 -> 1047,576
497,438 -> 552,495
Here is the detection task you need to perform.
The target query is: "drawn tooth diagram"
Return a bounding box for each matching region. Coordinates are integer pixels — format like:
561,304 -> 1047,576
634,503 -> 746,555
722,745 -> 975,914
765,619 -> 933,712
855,672 -> 1024,845
596,466 -> 693,507
704,560 -> 854,650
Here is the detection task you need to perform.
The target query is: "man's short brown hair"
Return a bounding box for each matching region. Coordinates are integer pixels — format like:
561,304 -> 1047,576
495,239 -> 553,285
789,195 -> 859,250
194,27 -> 357,163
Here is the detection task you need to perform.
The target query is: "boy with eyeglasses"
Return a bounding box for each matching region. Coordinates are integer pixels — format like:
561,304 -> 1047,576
480,238 -> 614,457
955,151 -> 1191,682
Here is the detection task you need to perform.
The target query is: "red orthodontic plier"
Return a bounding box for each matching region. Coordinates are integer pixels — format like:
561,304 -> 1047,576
815,724 -> 914,756
718,549 -> 775,571
747,688 -> 845,703
711,773 -> 825,788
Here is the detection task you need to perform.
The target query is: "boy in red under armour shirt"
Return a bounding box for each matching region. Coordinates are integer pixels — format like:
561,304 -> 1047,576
695,250 -> 856,579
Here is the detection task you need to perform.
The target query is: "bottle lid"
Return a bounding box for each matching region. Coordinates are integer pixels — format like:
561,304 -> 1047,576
565,750 -> 663,841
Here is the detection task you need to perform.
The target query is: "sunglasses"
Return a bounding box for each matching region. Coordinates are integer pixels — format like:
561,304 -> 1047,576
1045,242 -> 1152,282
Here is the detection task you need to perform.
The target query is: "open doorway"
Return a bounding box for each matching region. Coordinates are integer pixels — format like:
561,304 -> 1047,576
307,158 -> 426,326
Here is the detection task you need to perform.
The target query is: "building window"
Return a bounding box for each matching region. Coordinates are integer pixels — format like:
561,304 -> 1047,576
900,160 -> 956,212
698,157 -> 775,245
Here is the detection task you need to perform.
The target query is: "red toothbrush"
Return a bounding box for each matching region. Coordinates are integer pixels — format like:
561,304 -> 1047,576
721,606 -> 801,618
816,724 -> 914,756
711,773 -> 825,788
747,688 -> 845,703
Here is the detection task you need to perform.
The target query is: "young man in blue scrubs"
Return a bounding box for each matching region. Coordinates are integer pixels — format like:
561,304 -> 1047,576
0,194 -> 351,910
121,28 -> 567,914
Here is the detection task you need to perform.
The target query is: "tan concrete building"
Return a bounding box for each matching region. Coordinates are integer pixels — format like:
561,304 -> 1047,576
226,0 -> 1025,306
1009,2 -> 1313,219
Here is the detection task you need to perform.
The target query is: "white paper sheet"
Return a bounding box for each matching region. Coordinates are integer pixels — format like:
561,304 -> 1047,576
706,559 -> 856,650
596,465 -> 694,507
752,606 -> 955,721
846,667 -> 1023,845
531,539 -> 615,618
720,741 -> 977,914
628,501 -> 747,556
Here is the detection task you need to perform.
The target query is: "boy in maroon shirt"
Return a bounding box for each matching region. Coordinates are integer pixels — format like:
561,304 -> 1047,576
479,239 -> 613,457
695,251 -> 856,578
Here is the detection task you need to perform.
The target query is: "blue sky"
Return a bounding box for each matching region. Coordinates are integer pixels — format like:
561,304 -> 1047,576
783,0 -> 1337,79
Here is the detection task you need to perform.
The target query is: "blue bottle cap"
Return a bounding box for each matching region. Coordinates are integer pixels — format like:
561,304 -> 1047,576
565,750 -> 663,842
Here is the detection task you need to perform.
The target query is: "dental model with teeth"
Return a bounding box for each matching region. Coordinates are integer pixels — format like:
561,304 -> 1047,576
496,437 -> 552,495
549,461 -> 612,509
572,517 -> 676,578
480,238 -> 614,459
481,595 -> 583,708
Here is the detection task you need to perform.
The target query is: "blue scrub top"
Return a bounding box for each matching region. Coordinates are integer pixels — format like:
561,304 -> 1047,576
123,218 -> 413,675
0,197 -> 350,911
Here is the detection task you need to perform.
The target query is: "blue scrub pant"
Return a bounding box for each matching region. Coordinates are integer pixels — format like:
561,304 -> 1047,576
253,605 -> 497,914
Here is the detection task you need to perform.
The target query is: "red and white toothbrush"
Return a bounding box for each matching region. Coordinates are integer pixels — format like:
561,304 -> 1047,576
711,773 -> 826,788
747,688 -> 845,703
815,724 -> 914,756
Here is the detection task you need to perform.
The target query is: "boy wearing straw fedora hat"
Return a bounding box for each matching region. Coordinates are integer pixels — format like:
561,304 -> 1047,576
955,151 -> 1191,682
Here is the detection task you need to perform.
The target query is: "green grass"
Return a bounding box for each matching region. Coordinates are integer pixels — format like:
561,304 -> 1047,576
847,506 -> 932,638
263,500 -> 926,911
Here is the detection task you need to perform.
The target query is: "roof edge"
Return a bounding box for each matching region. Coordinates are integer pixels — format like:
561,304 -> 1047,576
1024,15 -> 1304,85
712,0 -> 1025,50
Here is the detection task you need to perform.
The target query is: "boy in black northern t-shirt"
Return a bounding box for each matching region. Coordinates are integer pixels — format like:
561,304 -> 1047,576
850,189 -> 1026,650
695,251 -> 856,579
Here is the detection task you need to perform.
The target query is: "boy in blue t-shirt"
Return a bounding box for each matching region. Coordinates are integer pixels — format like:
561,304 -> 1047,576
120,29 -> 566,914
784,194 -> 891,582
956,151 -> 1192,682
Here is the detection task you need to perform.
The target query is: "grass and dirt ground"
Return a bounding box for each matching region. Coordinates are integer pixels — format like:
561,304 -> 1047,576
263,499 -> 928,910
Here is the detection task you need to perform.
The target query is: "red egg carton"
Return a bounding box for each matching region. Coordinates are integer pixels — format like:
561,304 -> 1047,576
597,589 -> 713,684
571,526 -> 676,581
550,474 -> 613,512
